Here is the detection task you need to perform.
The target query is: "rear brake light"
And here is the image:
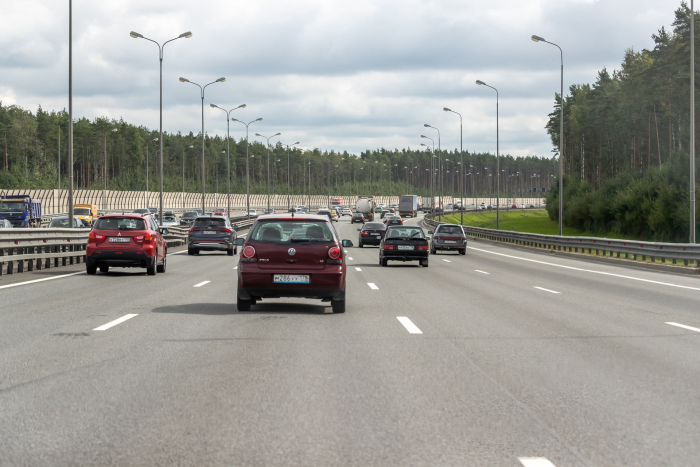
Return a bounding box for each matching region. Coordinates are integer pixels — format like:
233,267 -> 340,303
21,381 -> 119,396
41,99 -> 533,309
190,228 -> 200,232
144,234 -> 153,241
383,244 -> 395,250
242,245 -> 256,258
135,236 -> 144,241
220,228 -> 231,233
328,247 -> 341,259
417,245 -> 429,250
361,232 -> 369,237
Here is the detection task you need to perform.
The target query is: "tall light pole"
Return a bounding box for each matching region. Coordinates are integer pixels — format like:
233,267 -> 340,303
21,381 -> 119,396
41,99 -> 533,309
421,136 -> 435,216
183,144 -> 193,209
103,128 -> 118,211
130,29 -> 192,223
424,124 -> 442,220
282,141 -> 300,211
691,0 -> 697,244
476,80 -> 500,229
68,0 -> 73,228
444,107 -> 464,225
255,132 -> 281,210
232,117 -> 262,217
179,76 -> 226,213
145,137 -> 158,207
532,34 -> 564,236
211,103 -> 246,218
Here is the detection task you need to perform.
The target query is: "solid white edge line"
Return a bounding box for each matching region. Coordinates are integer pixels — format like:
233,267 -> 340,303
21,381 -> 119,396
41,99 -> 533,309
168,250 -> 188,255
666,322 -> 700,333
533,286 -> 561,294
367,282 -> 378,290
475,270 -> 490,274
468,246 -> 700,292
397,316 -> 423,334
193,281 -> 211,288
0,271 -> 85,290
355,267 -> 362,271
518,458 -> 556,467
93,314 -> 138,331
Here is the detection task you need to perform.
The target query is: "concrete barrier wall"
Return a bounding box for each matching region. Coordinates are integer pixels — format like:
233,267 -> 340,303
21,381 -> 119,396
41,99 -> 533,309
1,189 -> 545,215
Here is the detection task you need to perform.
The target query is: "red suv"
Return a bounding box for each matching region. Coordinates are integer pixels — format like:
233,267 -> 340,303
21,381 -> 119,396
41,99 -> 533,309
235,214 -> 351,313
86,213 -> 168,275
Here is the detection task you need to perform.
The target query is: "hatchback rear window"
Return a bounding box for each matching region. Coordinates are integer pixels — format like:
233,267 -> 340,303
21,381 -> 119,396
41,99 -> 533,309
363,222 -> 386,230
163,216 -> 176,222
193,218 -> 226,228
387,227 -> 424,239
436,225 -> 463,235
250,220 -> 334,244
96,217 -> 146,230
183,212 -> 198,218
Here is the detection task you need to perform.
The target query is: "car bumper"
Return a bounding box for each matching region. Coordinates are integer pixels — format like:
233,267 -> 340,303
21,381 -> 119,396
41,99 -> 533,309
87,250 -> 155,268
381,250 -> 429,261
433,242 -> 466,250
359,237 -> 383,244
189,239 -> 231,251
237,266 -> 345,300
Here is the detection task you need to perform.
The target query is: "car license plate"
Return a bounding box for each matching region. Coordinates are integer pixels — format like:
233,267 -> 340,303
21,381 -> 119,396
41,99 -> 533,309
397,245 -> 414,250
444,240 -> 456,244
274,274 -> 310,284
372,234 -> 380,236
203,231 -> 216,234
109,237 -> 130,243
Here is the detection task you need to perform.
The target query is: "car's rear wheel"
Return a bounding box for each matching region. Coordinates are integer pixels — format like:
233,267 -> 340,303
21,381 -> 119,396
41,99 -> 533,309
187,247 -> 194,255
99,265 -> 109,273
460,249 -> 466,255
86,263 -> 97,275
381,257 -> 388,267
332,290 -> 346,313
358,242 -> 363,248
237,293 -> 252,311
421,259 -> 429,267
147,255 -> 157,276
157,253 -> 166,273
227,247 -> 234,256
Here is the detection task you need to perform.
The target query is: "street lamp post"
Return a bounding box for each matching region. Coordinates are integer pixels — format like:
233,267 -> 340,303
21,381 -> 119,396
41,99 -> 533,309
476,80 -> 500,229
420,136 -> 435,216
57,118 -> 69,190
255,132 -> 281,210
183,144 -> 193,209
692,0 -> 697,244
444,107 -> 464,225
130,29 -> 192,223
211,103 -> 246,218
146,137 -> 158,208
232,118 -> 263,218
179,76 -> 226,214
282,142 -> 300,211
532,34 -> 564,236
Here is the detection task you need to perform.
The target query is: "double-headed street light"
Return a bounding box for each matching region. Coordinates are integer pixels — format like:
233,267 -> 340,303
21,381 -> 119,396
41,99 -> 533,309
532,34 -> 564,236
424,124 -> 443,219
255,132 -> 281,210
281,141 -> 300,210
232,118 -> 262,217
131,29 -> 192,222
476,79 -> 500,229
444,107 -> 464,224
103,128 -> 118,211
420,137 -> 435,215
183,144 -> 194,208
180,76 -> 226,213
211,103 -> 246,218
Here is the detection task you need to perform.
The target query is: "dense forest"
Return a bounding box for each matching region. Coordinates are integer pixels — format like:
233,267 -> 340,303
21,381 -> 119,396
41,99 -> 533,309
0,108 -> 555,199
545,2 -> 700,242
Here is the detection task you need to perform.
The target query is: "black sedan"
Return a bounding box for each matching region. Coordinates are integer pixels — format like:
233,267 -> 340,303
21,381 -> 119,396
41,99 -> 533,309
379,226 -> 429,267
180,211 -> 198,226
357,222 -> 387,247
351,213 -> 365,224
188,216 -> 238,255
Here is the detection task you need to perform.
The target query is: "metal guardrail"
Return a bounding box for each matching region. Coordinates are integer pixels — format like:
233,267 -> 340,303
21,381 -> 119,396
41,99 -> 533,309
0,228 -> 91,275
423,216 -> 700,267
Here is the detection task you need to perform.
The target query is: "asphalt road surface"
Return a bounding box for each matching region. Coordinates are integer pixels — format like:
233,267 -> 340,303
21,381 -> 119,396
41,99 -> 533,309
2,213 -> 700,466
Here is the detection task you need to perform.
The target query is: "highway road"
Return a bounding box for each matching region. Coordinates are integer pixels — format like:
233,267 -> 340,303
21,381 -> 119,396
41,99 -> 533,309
1,213 -> 700,466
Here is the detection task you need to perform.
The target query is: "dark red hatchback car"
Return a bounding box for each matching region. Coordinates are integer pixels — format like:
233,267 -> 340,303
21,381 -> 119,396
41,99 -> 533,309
86,213 -> 168,275
235,214 -> 351,313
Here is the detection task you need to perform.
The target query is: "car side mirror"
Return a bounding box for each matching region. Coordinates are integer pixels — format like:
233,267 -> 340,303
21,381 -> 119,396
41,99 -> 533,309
342,240 -> 353,248
233,238 -> 245,246
357,228 -> 361,231
428,230 -> 434,234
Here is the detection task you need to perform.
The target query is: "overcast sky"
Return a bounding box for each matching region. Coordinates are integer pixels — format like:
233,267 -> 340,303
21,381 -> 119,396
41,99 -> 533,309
0,0 -> 685,159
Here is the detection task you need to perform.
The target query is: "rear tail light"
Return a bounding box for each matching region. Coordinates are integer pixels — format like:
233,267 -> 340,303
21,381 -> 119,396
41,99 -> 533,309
382,244 -> 395,250
190,228 -> 200,232
361,232 -> 369,237
89,232 -> 104,241
417,245 -> 429,250
328,247 -> 341,259
220,228 -> 231,233
241,245 -> 258,262
144,234 -> 154,241
135,235 -> 144,241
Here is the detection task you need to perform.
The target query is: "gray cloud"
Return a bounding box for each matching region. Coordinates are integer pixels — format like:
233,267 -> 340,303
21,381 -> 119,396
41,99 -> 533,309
0,0 -> 683,159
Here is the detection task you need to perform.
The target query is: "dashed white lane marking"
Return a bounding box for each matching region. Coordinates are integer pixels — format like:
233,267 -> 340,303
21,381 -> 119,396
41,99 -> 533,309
666,322 -> 700,333
518,458 -> 556,467
233,266 -> 238,269
368,282 -> 379,290
193,281 -> 211,288
355,267 -> 362,271
475,270 -> 490,274
94,314 -> 138,331
442,259 -> 452,263
533,286 -> 560,294
168,250 -> 188,255
0,271 -> 84,290
468,245 -> 700,292
397,317 -> 423,334
347,257 -> 354,260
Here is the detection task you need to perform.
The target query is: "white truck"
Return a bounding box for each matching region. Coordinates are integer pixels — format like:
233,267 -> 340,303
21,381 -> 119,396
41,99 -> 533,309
421,196 -> 440,213
398,195 -> 418,218
355,196 -> 376,222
